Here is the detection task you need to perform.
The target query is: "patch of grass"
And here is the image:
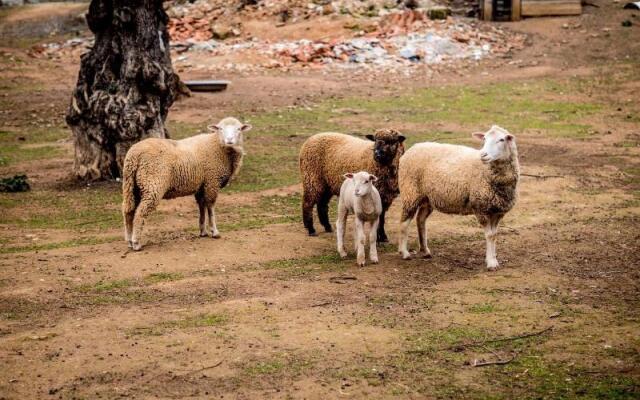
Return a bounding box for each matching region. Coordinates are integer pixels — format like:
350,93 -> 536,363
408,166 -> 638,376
217,193 -> 301,231
144,272 -> 184,284
486,356 -> 640,399
167,313 -> 227,329
261,252 -> 348,278
0,126 -> 70,144
0,185 -> 122,231
245,360 -> 285,375
468,302 -> 498,314
0,236 -> 118,254
0,143 -> 65,166
166,120 -> 203,140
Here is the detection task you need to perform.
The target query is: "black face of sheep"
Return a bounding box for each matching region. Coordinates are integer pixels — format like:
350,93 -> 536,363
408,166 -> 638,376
366,129 -> 406,166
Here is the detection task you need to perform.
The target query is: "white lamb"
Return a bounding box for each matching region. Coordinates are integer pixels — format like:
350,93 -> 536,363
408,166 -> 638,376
336,171 -> 383,267
397,125 -> 520,270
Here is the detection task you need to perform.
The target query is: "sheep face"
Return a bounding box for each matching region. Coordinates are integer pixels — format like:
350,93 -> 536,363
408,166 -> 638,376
366,129 -> 406,166
208,117 -> 252,149
473,125 -> 516,163
344,171 -> 378,197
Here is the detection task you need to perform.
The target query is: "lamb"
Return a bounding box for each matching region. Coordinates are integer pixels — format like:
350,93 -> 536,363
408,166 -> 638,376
336,171 -> 383,267
299,129 -> 405,242
397,125 -> 520,270
122,117 -> 252,250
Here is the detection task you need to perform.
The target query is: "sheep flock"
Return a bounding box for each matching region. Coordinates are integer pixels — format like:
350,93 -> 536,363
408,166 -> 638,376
122,121 -> 519,271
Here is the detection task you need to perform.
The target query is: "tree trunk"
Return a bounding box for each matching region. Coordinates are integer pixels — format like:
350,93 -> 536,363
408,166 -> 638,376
66,0 -> 187,180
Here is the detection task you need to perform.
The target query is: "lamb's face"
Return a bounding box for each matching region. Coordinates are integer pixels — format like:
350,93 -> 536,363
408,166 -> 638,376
473,125 -> 516,163
344,171 -> 378,197
366,129 -> 406,166
208,117 -> 252,149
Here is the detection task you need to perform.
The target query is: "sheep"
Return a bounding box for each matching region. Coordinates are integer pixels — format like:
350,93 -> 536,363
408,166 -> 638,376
122,117 -> 252,250
336,171 -> 383,267
299,129 -> 405,242
397,125 -> 520,270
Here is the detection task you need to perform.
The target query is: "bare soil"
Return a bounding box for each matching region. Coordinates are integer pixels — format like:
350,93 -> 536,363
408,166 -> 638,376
0,1 -> 639,399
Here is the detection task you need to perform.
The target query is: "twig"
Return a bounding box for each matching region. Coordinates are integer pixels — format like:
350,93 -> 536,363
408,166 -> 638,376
520,173 -> 564,179
175,359 -> 224,377
329,276 -> 357,284
447,326 -> 553,351
311,301 -> 332,307
472,356 -> 515,367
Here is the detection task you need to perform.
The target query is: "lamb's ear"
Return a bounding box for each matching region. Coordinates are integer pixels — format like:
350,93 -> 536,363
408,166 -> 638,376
343,173 -> 354,180
240,124 -> 252,132
505,134 -> 514,141
207,124 -> 220,133
365,134 -> 375,141
369,175 -> 378,182
471,132 -> 485,141
397,135 -> 406,143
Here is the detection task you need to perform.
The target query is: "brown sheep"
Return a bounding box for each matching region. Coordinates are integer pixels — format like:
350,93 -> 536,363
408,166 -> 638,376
299,129 -> 405,242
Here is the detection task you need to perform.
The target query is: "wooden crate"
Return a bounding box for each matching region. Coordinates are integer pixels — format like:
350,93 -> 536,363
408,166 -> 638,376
481,0 -> 580,20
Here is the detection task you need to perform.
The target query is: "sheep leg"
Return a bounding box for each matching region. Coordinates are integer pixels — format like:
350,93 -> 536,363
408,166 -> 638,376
355,218 -> 366,267
302,191 -> 318,236
479,214 -> 502,270
369,218 -> 379,264
398,199 -> 420,260
207,205 -> 221,239
336,205 -> 348,258
376,207 -> 389,243
123,210 -> 135,248
416,203 -> 433,258
131,194 -> 160,251
317,190 -> 333,233
196,195 -> 208,237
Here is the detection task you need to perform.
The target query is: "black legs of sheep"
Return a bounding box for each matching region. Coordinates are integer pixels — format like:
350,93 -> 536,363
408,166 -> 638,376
66,0 -> 187,180
302,192 -> 391,243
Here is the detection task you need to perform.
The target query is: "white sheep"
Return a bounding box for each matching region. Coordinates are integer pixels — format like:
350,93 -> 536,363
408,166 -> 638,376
397,125 -> 520,270
122,117 -> 252,250
336,171 -> 383,267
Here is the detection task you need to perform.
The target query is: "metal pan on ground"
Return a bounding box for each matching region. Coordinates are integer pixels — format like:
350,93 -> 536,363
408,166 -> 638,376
624,1 -> 640,8
184,80 -> 230,92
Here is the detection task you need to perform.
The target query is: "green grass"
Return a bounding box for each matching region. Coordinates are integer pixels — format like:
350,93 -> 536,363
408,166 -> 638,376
217,193 -> 301,231
485,356 -> 640,399
468,302 -> 498,314
0,236 -> 117,254
127,313 -> 228,337
244,360 -> 285,375
144,272 -> 184,284
0,143 -> 65,166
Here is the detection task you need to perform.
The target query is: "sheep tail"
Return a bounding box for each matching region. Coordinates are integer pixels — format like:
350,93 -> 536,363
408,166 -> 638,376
121,152 -> 138,214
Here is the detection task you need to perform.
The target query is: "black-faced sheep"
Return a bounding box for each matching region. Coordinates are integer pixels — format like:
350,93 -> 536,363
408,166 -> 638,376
122,117 -> 252,250
299,129 -> 405,242
337,171 -> 383,267
397,125 -> 520,270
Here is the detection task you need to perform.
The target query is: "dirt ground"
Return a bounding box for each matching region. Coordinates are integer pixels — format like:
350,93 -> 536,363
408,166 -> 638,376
0,1 -> 639,399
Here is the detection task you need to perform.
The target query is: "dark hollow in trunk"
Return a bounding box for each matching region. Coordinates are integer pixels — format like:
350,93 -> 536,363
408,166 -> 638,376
66,0 -> 187,180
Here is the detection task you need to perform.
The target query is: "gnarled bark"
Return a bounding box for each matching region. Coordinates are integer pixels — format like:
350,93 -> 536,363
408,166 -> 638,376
66,0 -> 188,180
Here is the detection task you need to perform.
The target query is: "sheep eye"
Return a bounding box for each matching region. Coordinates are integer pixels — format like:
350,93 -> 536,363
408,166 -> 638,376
499,138 -> 505,142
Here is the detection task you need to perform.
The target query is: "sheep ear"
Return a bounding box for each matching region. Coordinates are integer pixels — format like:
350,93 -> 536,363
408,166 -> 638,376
344,173 -> 354,179
397,135 -> 406,143
240,124 -> 252,132
207,124 -> 220,133
472,132 -> 485,141
369,175 -> 378,182
506,134 -> 514,141
365,134 -> 375,141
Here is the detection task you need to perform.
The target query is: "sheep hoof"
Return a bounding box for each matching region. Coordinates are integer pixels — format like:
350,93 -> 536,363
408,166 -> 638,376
308,232 -> 318,237
370,257 -> 379,264
400,252 -> 412,260
199,231 -> 208,237
132,242 -> 142,251
357,261 -> 366,267
421,252 -> 432,259
211,232 -> 221,239
127,240 -> 133,249
486,261 -> 499,271
339,251 -> 347,258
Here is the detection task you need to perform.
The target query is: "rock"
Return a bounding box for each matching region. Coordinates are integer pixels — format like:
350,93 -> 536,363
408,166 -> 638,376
621,20 -> 632,27
210,22 -> 239,40
427,6 -> 451,20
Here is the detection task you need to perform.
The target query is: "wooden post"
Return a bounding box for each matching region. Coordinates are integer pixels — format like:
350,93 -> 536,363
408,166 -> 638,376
512,0 -> 522,20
